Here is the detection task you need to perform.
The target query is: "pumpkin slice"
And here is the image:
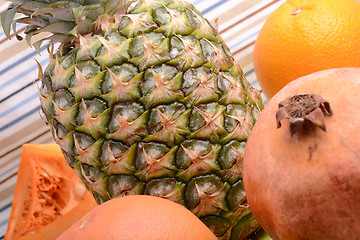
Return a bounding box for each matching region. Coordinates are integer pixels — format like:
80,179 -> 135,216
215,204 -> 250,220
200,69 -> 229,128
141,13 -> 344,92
5,144 -> 97,240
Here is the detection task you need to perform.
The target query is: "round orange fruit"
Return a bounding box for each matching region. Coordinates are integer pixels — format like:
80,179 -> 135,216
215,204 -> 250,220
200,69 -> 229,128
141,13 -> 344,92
253,0 -> 360,99
57,195 -> 218,240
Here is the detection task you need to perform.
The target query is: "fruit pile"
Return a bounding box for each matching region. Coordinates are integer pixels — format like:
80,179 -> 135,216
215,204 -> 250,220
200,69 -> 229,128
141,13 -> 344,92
3,0 -> 264,239
3,0 -> 360,239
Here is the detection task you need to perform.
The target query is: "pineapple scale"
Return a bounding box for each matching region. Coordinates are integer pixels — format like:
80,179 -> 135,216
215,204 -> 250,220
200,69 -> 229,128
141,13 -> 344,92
35,0 -> 264,239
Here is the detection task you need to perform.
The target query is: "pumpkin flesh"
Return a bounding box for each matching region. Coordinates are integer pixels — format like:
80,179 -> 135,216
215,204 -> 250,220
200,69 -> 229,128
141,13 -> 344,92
5,144 -> 97,240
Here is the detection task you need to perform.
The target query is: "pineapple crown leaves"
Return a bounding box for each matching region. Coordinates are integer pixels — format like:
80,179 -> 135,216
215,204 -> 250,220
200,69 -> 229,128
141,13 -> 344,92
1,0 -> 135,52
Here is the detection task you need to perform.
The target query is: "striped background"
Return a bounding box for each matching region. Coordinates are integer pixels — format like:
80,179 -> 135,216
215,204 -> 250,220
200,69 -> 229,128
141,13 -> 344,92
0,0 -> 286,238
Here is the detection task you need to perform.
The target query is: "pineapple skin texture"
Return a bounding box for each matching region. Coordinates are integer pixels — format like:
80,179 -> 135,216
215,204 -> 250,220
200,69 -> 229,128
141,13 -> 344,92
38,0 -> 264,239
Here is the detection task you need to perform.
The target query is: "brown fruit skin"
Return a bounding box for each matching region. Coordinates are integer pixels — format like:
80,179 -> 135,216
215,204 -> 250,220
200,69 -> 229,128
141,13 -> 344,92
243,68 -> 360,240
57,195 -> 218,240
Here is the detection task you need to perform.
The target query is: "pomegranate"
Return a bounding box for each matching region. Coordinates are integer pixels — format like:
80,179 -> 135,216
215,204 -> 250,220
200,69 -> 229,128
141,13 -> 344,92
243,68 -> 360,239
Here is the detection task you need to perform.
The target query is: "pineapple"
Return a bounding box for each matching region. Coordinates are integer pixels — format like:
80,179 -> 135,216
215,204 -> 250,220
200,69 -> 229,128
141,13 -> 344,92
2,0 -> 265,239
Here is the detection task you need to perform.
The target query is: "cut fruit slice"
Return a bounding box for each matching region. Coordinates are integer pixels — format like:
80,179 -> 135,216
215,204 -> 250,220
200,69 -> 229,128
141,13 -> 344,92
5,144 -> 97,240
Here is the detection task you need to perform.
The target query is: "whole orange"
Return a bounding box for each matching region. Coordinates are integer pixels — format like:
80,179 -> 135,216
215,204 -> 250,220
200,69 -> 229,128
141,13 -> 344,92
57,195 -> 218,240
253,0 -> 360,99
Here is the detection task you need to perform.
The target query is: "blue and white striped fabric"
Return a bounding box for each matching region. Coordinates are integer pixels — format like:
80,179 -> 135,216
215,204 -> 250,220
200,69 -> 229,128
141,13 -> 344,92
0,0 -> 285,238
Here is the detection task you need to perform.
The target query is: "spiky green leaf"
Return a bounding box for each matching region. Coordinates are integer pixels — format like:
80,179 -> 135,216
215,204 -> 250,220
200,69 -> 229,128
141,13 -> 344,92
32,1 -> 82,21
0,5 -> 21,39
